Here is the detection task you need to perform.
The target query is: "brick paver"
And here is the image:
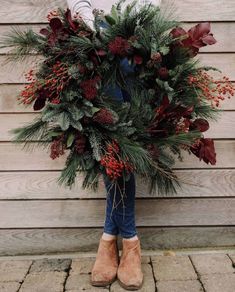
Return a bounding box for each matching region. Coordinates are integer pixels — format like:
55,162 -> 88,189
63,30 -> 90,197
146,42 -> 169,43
156,280 -> 203,292
200,274 -> 235,292
0,282 -> 21,292
152,255 -> 197,281
190,253 -> 234,275
0,252 -> 234,292
19,271 -> 67,292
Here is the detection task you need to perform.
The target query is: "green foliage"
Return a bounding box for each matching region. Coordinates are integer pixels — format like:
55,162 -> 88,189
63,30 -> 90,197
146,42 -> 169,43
1,0 -> 229,195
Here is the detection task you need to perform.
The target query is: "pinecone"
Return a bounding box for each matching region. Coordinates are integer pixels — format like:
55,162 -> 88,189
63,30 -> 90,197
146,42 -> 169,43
93,108 -> 114,125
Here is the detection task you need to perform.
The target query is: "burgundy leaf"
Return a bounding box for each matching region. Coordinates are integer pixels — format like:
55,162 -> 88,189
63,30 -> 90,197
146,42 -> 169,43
65,9 -> 79,31
188,22 -> 211,40
190,138 -> 216,165
33,98 -> 46,111
202,34 -> 217,45
192,118 -> 210,132
49,18 -> 63,33
170,27 -> 187,39
40,28 -> 50,36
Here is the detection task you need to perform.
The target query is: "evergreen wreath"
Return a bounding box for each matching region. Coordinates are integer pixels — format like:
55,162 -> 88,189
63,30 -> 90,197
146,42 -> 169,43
1,0 -> 234,195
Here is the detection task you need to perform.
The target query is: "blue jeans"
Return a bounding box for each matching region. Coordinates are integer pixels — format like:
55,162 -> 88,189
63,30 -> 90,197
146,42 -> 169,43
102,58 -> 137,238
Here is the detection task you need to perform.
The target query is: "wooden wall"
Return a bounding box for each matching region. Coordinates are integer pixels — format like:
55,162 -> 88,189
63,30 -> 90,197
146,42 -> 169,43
0,0 -> 234,256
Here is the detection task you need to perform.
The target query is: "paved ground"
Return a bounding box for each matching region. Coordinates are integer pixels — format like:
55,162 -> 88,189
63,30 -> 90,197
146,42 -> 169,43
0,251 -> 235,292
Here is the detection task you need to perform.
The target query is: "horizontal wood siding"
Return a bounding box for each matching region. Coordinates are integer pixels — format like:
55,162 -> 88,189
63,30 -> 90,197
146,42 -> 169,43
0,0 -> 234,255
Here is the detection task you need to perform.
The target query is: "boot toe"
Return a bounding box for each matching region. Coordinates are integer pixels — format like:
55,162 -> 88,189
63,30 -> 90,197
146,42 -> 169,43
91,267 -> 117,285
118,270 -> 143,288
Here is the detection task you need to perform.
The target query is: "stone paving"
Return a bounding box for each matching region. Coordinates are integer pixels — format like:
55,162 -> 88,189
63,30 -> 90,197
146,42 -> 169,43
0,252 -> 234,292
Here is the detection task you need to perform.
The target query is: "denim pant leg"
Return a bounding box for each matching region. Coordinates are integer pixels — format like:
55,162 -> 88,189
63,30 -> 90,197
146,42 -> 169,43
103,173 -> 137,238
102,58 -> 137,237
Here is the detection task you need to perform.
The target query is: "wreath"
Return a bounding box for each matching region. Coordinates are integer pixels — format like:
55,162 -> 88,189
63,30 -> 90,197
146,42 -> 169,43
1,0 -> 234,194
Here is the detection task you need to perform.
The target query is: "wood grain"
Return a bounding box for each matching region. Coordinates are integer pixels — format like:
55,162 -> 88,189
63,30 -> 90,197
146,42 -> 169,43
161,0 -> 235,22
0,140 -> 234,170
1,84 -> 235,112
0,0 -> 234,23
0,227 -> 234,256
1,22 -> 235,53
0,198 -> 234,228
0,169 -> 234,199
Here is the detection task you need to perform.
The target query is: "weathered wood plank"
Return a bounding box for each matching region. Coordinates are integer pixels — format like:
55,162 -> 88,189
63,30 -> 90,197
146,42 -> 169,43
161,0 -> 235,22
1,54 -> 234,83
0,0 -> 234,23
1,22 -> 235,53
0,227 -> 234,256
197,53 -> 235,81
0,55 -> 43,84
0,0 -> 65,24
0,85 -> 32,112
0,140 -> 234,170
1,111 -> 234,140
0,169 -> 234,199
1,84 -> 234,112
0,198 -> 234,228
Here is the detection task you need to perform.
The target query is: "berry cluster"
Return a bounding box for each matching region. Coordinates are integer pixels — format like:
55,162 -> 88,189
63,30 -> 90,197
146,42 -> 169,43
100,140 -> 133,180
47,10 -> 59,21
45,61 -> 71,103
19,69 -> 39,105
188,70 -> 235,107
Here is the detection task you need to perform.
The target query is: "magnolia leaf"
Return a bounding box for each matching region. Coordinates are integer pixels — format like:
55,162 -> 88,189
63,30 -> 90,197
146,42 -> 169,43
57,112 -> 70,131
105,15 -> 116,25
91,107 -> 101,114
67,132 -> 75,147
48,131 -> 63,138
83,99 -> 93,107
70,120 -> 83,131
159,46 -> 170,55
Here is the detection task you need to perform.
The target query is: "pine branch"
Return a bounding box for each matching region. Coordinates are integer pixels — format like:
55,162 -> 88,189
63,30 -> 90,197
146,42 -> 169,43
9,117 -> 50,151
0,27 -> 43,63
58,149 -> 80,188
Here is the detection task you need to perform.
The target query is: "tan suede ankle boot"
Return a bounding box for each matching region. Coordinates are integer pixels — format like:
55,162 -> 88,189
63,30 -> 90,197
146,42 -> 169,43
117,238 -> 144,290
91,237 -> 119,287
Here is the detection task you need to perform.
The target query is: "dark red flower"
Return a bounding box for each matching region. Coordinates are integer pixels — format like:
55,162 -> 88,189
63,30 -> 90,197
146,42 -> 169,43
158,67 -> 169,80
108,37 -> 131,56
133,55 -> 143,64
80,77 -> 100,100
170,22 -> 216,56
93,108 -> 114,125
191,118 -> 210,132
190,138 -> 216,165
